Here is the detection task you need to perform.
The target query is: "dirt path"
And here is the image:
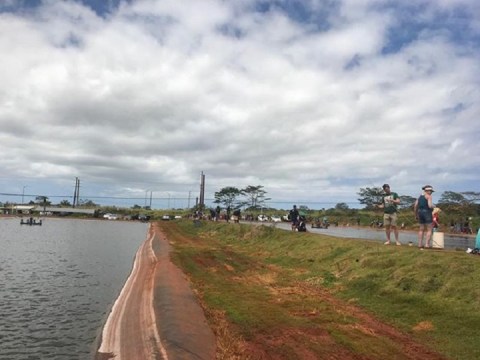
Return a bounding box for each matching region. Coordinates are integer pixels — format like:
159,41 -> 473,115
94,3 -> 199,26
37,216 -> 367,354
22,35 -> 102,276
95,224 -> 215,360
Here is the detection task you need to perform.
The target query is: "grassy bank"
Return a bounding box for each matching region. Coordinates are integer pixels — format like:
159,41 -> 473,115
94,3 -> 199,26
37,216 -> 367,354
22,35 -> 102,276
159,220 -> 480,359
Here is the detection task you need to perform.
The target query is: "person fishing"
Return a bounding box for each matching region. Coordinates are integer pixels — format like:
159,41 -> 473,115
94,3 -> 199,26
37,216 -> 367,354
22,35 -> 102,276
377,184 -> 401,246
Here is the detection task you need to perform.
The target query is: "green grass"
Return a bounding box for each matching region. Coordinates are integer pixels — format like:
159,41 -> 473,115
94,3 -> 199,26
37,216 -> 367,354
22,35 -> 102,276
162,220 -> 480,359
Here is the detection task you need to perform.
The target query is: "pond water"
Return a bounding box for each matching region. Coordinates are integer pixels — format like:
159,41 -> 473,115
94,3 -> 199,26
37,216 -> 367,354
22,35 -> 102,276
0,217 -> 148,360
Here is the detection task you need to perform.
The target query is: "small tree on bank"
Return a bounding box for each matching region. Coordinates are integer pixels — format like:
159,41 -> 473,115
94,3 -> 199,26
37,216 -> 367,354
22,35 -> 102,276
242,185 -> 270,210
357,187 -> 383,210
214,187 -> 243,210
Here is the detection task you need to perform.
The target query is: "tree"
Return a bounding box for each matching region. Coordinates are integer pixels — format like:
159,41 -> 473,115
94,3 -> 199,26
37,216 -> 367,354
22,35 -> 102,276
357,187 -> 383,210
79,199 -> 97,207
437,191 -> 478,214
213,187 -> 243,209
398,195 -> 416,210
242,185 -> 269,210
462,191 -> 480,203
35,196 -> 50,212
59,200 -> 71,207
335,202 -> 350,211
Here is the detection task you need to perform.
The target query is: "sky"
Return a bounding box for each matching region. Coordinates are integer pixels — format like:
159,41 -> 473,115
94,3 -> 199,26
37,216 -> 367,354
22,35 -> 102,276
1,0 -> 479,210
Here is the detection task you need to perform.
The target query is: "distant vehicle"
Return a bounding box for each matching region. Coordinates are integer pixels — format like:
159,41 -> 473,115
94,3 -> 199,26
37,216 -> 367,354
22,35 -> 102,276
138,214 -> 150,222
258,214 -> 269,222
311,218 -> 329,229
282,214 -> 290,222
162,215 -> 171,220
174,215 -> 182,219
104,213 -> 118,220
270,215 -> 281,223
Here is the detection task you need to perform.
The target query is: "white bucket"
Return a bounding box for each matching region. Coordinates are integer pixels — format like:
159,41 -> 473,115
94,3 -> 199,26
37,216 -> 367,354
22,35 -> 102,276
432,232 -> 444,249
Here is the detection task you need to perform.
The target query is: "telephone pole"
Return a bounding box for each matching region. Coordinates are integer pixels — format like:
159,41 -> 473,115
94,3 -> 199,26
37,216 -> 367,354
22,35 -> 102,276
73,177 -> 80,207
199,171 -> 205,211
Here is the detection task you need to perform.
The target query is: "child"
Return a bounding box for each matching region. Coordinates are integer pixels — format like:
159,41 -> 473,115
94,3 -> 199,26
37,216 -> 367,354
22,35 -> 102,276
432,207 -> 441,231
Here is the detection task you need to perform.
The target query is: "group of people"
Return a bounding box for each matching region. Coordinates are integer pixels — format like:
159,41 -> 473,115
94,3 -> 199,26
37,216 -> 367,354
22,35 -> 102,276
289,183 -> 438,247
378,183 -> 437,249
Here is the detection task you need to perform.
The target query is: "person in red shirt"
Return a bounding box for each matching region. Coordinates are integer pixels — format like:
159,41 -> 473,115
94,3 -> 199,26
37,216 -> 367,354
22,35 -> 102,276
432,207 -> 441,231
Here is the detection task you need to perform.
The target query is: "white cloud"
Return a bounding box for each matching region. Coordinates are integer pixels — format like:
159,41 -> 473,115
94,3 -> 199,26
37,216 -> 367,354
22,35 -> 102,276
0,0 -> 479,208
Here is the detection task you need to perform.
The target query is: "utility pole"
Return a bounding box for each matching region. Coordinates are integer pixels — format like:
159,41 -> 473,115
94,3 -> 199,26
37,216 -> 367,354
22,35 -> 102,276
73,177 -> 80,207
73,178 -> 78,208
149,191 -> 153,209
22,185 -> 28,204
76,178 -> 80,207
199,171 -> 205,211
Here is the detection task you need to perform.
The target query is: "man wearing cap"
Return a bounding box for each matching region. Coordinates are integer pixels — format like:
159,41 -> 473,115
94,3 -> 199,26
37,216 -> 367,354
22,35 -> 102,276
378,184 -> 401,245
414,185 -> 435,249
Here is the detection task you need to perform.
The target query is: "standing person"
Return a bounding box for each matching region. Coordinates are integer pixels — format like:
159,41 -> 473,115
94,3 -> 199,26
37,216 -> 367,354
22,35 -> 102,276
377,184 -> 401,245
226,206 -> 231,223
290,205 -> 299,231
414,185 -> 435,249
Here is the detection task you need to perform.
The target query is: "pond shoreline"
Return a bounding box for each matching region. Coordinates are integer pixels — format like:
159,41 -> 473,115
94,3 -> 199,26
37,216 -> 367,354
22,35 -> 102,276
94,223 -> 215,359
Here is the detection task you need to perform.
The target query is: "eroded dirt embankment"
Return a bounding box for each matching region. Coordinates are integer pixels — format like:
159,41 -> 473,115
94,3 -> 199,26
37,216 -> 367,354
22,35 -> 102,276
95,223 -> 216,360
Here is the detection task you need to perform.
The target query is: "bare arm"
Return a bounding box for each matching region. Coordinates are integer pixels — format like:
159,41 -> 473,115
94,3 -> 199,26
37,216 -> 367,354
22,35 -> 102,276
425,194 -> 434,209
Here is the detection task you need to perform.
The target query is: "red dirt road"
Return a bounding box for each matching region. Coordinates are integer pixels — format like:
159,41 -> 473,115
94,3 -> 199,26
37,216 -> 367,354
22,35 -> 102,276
95,224 -> 216,360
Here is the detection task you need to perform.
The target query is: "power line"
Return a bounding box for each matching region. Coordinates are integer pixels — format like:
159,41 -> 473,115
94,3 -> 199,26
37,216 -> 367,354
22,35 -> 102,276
0,192 -> 363,206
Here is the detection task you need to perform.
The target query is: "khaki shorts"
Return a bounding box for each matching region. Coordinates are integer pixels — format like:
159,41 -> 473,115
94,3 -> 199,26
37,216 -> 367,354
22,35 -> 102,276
383,212 -> 398,227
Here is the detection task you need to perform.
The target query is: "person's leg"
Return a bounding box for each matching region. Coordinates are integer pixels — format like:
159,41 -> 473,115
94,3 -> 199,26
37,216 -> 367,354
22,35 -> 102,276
391,213 -> 400,245
392,226 -> 400,245
384,214 -> 391,244
422,211 -> 434,247
418,225 -> 424,248
425,224 -> 433,248
384,225 -> 392,244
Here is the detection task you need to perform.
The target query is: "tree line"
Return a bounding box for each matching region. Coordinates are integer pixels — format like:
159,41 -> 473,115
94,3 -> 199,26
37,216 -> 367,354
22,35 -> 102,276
213,185 -> 479,214
213,185 -> 269,210
357,187 -> 480,214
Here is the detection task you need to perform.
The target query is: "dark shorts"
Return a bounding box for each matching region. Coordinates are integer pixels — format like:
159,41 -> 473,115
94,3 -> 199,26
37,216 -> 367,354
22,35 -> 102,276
418,209 -> 433,225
